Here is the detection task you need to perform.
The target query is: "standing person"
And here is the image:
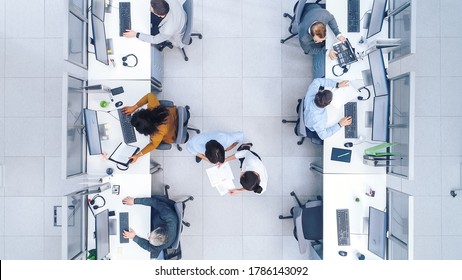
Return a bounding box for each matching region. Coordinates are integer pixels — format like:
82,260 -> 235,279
122,93 -> 177,164
121,196 -> 178,258
186,131 -> 244,163
219,143 -> 268,195
303,78 -> 352,140
298,3 -> 345,78
123,0 -> 186,48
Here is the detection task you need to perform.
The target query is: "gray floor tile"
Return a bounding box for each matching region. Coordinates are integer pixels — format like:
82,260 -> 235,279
442,236 -> 462,260
261,157 -> 283,197
416,0 -> 440,38
442,197 -> 462,235
203,0 -> 242,38
441,77 -> 462,116
5,78 -> 45,117
0,3 -> 4,38
163,39 -> 203,78
203,196 -> 243,236
4,157 -> 44,196
163,156 -> 203,196
45,0 -> 65,38
162,77 -> 203,117
0,40 -> 4,77
45,39 -> 64,77
243,78 -> 282,117
413,117 -> 441,156
44,78 -> 62,117
5,118 -> 44,156
413,196 -> 442,236
441,0 -> 462,38
203,236 -> 243,259
0,119 -> 4,157
282,124 -> 323,157
0,197 -> 4,235
44,118 -> 62,156
282,78 -> 310,117
203,38 -> 242,77
243,196 -> 282,236
400,38 -> 440,77
180,235 -> 203,260
5,196 -> 44,236
203,117 -> 243,134
441,38 -> 462,76
441,157 -> 462,197
180,196 -> 203,236
5,0 -> 44,38
44,236 -> 61,260
243,38 -> 281,77
243,0 -> 281,38
243,236 -> 283,259
5,39 -> 45,77
441,117 -> 462,156
0,237 -> 4,259
401,157 -> 441,196
203,78 -> 242,116
243,117 -> 282,157
282,44 -> 312,78
4,236 -> 43,260
415,77 -> 440,117
282,156 -> 323,197
413,236 -> 442,260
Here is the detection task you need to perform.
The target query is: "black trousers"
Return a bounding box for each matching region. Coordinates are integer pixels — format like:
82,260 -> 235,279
238,146 -> 261,169
151,13 -> 163,36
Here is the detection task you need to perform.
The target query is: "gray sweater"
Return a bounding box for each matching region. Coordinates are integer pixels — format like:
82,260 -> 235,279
298,4 -> 341,55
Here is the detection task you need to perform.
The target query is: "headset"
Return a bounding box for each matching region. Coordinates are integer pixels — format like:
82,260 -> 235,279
122,54 -> 138,67
89,194 -> 106,210
357,86 -> 371,101
332,63 -> 350,77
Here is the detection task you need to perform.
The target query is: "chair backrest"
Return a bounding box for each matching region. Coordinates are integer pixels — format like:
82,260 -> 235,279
290,0 -> 308,35
169,202 -> 184,249
175,106 -> 190,145
181,0 -> 193,45
292,199 -> 323,254
295,98 -> 323,145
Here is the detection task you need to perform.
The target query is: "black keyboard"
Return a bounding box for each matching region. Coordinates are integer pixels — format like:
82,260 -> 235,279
119,212 -> 129,243
119,2 -> 131,36
347,0 -> 360,32
336,209 -> 351,246
344,102 -> 358,139
117,108 -> 137,144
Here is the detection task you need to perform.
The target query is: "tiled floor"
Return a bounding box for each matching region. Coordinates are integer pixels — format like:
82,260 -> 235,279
0,0 -> 462,260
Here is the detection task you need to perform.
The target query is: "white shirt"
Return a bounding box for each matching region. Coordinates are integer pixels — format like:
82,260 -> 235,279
186,131 -> 244,156
234,150 -> 268,195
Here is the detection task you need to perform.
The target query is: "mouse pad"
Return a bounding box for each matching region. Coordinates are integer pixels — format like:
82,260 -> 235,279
331,148 -> 352,163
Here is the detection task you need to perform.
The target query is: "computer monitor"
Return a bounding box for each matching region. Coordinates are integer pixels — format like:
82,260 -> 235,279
91,14 -> 109,65
372,95 -> 389,142
366,0 -> 388,39
95,209 -> 110,260
368,49 -> 389,97
91,0 -> 106,21
368,206 -> 387,259
83,109 -> 103,155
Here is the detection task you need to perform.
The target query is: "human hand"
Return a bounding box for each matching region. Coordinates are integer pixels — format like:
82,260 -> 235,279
337,35 -> 346,43
122,196 -> 135,205
129,153 -> 141,164
216,162 -> 223,168
228,189 -> 239,195
123,228 -> 136,239
123,30 -> 137,38
339,116 -> 353,127
338,80 -> 349,88
122,105 -> 137,115
328,49 -> 338,60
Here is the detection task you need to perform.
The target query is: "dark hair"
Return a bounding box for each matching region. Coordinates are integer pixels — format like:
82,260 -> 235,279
150,0 -> 170,16
130,107 -> 169,136
205,140 -> 225,164
310,22 -> 326,39
314,89 -> 333,108
240,171 -> 263,194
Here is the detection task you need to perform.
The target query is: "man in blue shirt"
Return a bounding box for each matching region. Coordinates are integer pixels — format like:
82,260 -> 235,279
186,131 -> 244,163
303,78 -> 352,140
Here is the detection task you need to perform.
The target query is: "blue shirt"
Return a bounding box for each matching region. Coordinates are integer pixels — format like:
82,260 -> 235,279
186,131 -> 244,155
303,78 -> 341,140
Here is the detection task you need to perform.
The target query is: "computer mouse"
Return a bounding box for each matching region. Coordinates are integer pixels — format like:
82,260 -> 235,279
344,142 -> 353,148
115,101 -> 124,107
338,250 -> 348,257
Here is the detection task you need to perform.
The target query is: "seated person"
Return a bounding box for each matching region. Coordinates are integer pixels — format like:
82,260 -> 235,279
123,0 -> 186,48
122,93 -> 177,163
220,143 -> 268,195
186,131 -> 244,163
303,78 -> 352,140
122,196 -> 178,258
298,3 -> 345,78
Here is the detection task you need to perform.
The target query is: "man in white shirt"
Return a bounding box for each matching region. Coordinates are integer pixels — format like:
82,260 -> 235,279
123,0 -> 186,48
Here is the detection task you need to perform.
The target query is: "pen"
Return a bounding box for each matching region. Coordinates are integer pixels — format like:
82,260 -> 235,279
337,152 -> 350,158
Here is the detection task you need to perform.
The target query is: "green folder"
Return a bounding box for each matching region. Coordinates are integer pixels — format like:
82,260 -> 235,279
364,142 -> 394,157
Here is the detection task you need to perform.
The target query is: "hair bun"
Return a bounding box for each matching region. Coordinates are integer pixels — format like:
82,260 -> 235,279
253,185 -> 263,194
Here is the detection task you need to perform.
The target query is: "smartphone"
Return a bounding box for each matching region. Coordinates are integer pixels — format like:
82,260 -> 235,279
111,86 -> 124,96
112,185 -> 120,195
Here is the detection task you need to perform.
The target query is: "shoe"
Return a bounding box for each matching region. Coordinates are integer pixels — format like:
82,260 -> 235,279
195,156 -> 202,163
237,143 -> 253,151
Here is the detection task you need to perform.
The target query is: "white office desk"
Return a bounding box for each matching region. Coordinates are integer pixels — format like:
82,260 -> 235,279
88,0 -> 151,80
87,174 -> 152,260
86,80 -> 152,175
323,174 -> 386,260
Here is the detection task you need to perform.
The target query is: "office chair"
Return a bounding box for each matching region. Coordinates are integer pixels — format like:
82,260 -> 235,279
279,191 -> 323,256
151,184 -> 194,260
281,1 -> 326,44
180,0 -> 203,61
282,98 -> 323,145
156,100 -> 201,151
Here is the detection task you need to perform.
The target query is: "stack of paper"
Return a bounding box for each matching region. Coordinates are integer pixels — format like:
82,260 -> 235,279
206,162 -> 236,195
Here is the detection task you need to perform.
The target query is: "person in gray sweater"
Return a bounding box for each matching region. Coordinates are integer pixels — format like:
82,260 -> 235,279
298,3 -> 346,78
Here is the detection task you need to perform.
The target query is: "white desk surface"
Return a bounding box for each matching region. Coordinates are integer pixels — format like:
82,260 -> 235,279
88,0 -> 151,80
87,174 -> 152,260
86,80 -> 151,175
323,173 -> 386,260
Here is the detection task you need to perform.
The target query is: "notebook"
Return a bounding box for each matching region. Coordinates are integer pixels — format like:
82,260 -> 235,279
331,148 -> 352,163
206,162 -> 236,196
108,142 -> 140,167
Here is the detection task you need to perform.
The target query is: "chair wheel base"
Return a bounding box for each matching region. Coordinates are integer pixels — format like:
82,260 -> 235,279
190,196 -> 194,201
278,215 -> 284,219
282,119 -> 288,123
297,141 -> 303,145
283,13 -> 289,17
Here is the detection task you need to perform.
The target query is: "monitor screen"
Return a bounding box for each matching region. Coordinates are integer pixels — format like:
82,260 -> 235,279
367,0 -> 388,38
368,49 -> 389,96
95,209 -> 110,260
91,15 -> 109,65
83,109 -> 103,155
372,95 -> 389,142
91,0 -> 106,21
368,207 -> 387,259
